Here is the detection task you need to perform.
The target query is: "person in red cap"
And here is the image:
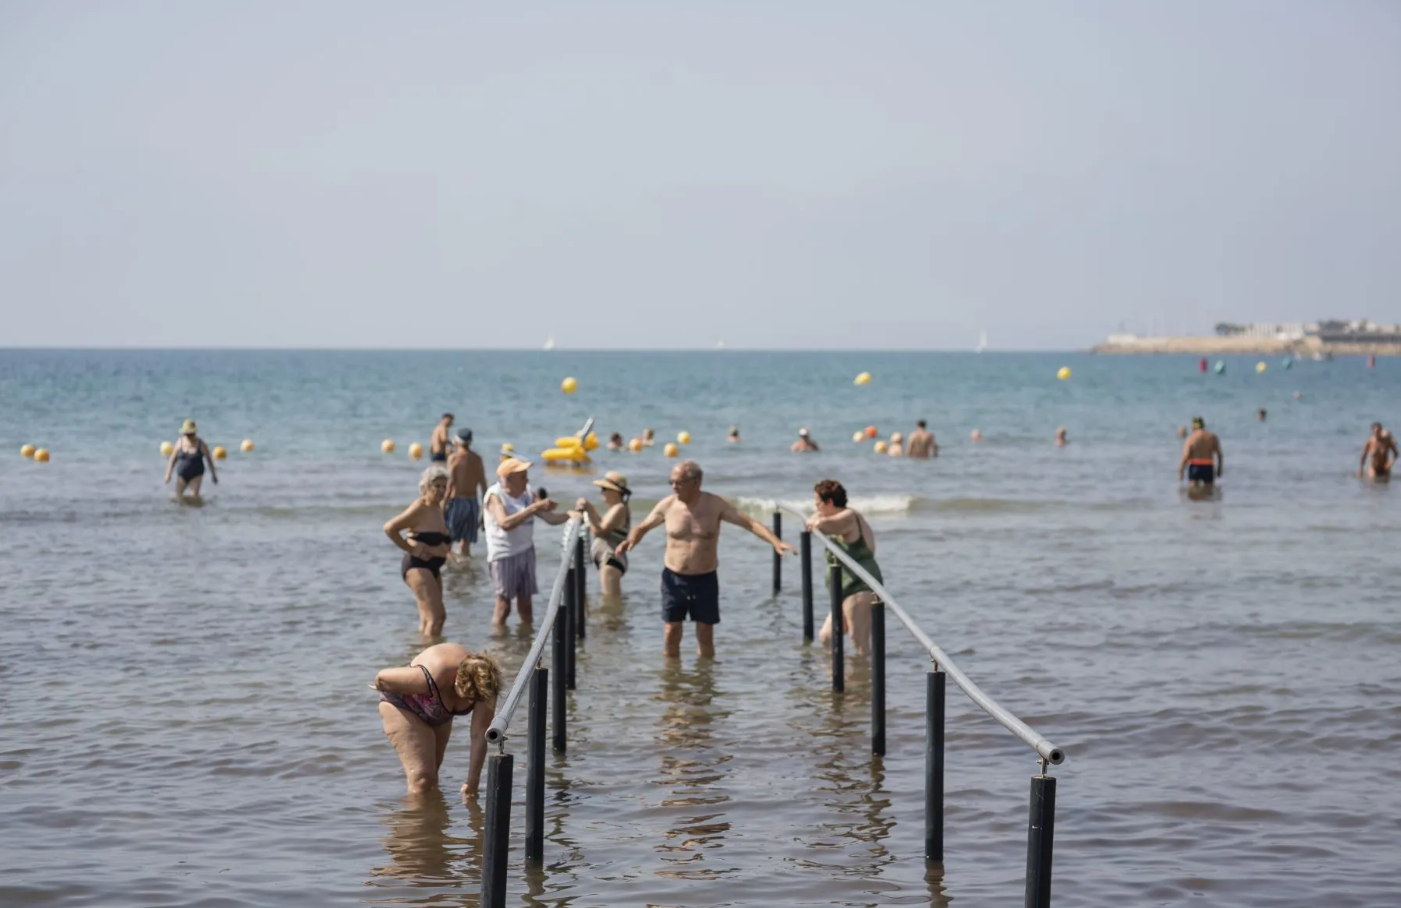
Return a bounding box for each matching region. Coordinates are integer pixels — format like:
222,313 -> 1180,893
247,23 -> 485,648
483,458 -> 569,626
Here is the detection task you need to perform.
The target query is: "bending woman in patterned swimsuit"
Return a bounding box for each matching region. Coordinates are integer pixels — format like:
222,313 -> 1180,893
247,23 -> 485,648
373,642 -> 500,797
805,478 -> 884,657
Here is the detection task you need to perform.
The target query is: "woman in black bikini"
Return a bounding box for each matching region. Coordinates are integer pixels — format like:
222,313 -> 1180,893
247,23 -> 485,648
372,642 -> 500,797
163,418 -> 217,499
384,466 -> 453,637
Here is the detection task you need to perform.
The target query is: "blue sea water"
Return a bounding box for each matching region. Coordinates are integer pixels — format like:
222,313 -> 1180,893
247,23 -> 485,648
1,349 -> 1399,907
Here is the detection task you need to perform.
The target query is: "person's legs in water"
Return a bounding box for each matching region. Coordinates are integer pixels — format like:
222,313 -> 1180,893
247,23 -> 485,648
695,621 -> 715,658
516,593 -> 533,626
492,596 -> 512,627
663,621 -> 685,657
844,591 -> 876,657
379,702 -> 440,795
599,564 -> 623,598
406,570 -> 444,637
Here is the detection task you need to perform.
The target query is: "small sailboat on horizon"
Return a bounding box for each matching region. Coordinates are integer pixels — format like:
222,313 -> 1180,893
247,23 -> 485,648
543,336 -> 556,351
976,331 -> 988,353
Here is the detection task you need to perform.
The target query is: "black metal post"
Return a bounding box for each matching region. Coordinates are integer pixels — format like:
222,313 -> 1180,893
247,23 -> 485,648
800,530 -> 813,642
551,608 -> 566,753
1025,774 -> 1057,908
925,667 -> 945,862
829,563 -> 844,693
772,511 -> 782,594
573,535 -> 587,640
525,665 -> 547,863
871,600 -> 886,755
480,751 -> 514,908
564,571 -> 576,691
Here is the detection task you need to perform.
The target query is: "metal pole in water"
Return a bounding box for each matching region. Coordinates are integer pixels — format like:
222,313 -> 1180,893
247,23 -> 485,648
772,511 -> 782,593
926,666 -> 945,862
551,609 -> 566,752
480,751 -> 514,908
800,530 -> 813,642
525,665 -> 547,863
829,563 -> 844,693
1025,772 -> 1057,908
871,600 -> 886,755
564,567 -> 576,691
573,535 -> 587,640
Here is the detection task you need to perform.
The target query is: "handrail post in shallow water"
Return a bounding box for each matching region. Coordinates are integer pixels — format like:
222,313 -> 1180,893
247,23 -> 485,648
551,614 -> 567,752
480,751 -> 514,908
573,535 -> 587,640
772,511 -> 782,594
871,600 -> 886,756
525,666 -> 547,864
564,566 -> 577,691
1025,772 -> 1057,908
926,666 -> 945,862
828,562 -> 844,693
799,529 -> 814,642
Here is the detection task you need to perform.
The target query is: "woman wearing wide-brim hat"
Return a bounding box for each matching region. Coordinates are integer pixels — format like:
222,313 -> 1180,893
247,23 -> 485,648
163,418 -> 217,499
573,471 -> 632,597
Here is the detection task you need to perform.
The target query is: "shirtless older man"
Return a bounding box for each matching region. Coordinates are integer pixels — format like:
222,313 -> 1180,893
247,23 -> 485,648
1178,417 -> 1223,488
616,460 -> 794,657
1358,423 -> 1398,479
907,420 -> 937,458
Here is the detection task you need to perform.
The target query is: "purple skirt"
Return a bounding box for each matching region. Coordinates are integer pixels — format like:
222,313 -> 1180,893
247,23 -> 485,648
490,547 -> 538,600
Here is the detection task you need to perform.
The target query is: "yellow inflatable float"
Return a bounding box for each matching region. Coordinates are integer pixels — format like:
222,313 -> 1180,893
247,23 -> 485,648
541,421 -> 598,464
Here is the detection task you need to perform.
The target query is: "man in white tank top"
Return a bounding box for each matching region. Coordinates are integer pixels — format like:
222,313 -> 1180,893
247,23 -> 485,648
483,458 -> 569,626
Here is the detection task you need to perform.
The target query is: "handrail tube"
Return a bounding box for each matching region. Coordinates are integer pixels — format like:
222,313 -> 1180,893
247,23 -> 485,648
778,507 -> 1064,766
486,518 -> 583,745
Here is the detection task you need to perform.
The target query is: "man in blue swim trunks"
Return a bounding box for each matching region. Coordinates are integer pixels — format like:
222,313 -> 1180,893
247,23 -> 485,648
445,428 -> 487,557
616,460 -> 794,657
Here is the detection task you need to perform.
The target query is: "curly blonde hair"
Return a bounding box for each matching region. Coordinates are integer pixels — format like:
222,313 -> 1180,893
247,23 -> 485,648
454,651 -> 502,703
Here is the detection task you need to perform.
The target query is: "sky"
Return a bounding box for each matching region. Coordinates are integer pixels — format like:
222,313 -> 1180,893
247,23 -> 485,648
1,2 -> 1398,350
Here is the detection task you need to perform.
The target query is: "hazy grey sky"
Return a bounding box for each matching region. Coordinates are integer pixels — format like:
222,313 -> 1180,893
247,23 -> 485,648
2,2 -> 1398,349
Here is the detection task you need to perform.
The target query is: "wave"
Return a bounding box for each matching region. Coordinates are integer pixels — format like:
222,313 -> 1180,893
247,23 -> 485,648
730,495 -> 917,517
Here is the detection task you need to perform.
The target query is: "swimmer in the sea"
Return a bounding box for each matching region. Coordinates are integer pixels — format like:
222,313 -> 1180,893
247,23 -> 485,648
1358,423 -> 1397,479
791,428 -> 819,452
445,429 -> 486,558
1054,427 -> 1068,446
1178,417 -> 1222,489
1258,408 -> 1267,422
384,466 -> 453,637
373,643 -> 499,798
607,432 -> 625,451
163,419 -> 217,499
887,432 -> 904,457
429,413 -> 454,463
727,426 -> 740,443
906,420 -> 936,458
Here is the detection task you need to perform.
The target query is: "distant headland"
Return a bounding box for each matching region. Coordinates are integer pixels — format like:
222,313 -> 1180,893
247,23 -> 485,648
1092,320 -> 1401,355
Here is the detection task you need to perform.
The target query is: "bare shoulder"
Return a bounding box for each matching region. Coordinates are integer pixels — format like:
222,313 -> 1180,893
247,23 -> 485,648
418,641 -> 468,669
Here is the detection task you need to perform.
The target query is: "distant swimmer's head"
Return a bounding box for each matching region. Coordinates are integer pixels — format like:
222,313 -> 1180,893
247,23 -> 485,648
1257,408 -> 1267,421
180,418 -> 198,436
890,432 -> 903,443
643,428 -> 655,440
419,465 -> 450,502
441,413 -> 455,426
1372,422 -> 1383,435
454,651 -> 502,706
456,427 -> 473,446
813,478 -> 848,513
1176,426 -> 1188,438
728,426 -> 739,438
798,428 -> 810,438
1191,417 -> 1205,430
917,419 -> 927,429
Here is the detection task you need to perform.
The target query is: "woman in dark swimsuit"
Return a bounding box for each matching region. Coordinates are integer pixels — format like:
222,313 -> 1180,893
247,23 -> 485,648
572,471 -> 632,598
384,466 -> 453,637
163,418 -> 217,499
373,642 -> 500,797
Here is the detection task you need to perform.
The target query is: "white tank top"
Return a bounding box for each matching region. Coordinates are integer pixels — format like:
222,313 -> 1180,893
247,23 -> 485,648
484,482 -> 535,562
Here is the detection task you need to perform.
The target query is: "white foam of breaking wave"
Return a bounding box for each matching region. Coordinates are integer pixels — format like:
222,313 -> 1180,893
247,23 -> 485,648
730,495 -> 915,517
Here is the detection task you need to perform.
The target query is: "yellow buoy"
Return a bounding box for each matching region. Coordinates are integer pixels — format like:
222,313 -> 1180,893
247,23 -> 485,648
21,444 -> 35,459
381,439 -> 396,453
852,431 -> 865,443
873,440 -> 888,454
408,443 -> 423,460
663,442 -> 680,458
34,448 -> 50,462
854,372 -> 872,386
213,446 -> 227,460
160,441 -> 174,456
1057,367 -> 1072,380
677,431 -> 691,445
561,376 -> 578,394
241,439 -> 255,453
1256,361 -> 1267,373
628,438 -> 643,452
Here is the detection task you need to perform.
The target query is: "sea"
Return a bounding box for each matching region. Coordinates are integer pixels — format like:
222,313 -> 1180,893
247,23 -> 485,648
1,349 -> 1398,908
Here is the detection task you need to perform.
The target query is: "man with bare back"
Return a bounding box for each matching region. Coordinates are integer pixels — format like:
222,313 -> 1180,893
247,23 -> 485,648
616,460 -> 794,657
1358,423 -> 1398,479
1178,416 -> 1223,489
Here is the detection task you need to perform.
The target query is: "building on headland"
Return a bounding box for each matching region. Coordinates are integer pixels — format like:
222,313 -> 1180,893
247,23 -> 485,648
1094,320 -> 1401,355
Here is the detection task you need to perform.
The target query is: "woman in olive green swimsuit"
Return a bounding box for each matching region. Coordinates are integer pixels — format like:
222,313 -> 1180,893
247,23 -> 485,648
806,479 -> 883,657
